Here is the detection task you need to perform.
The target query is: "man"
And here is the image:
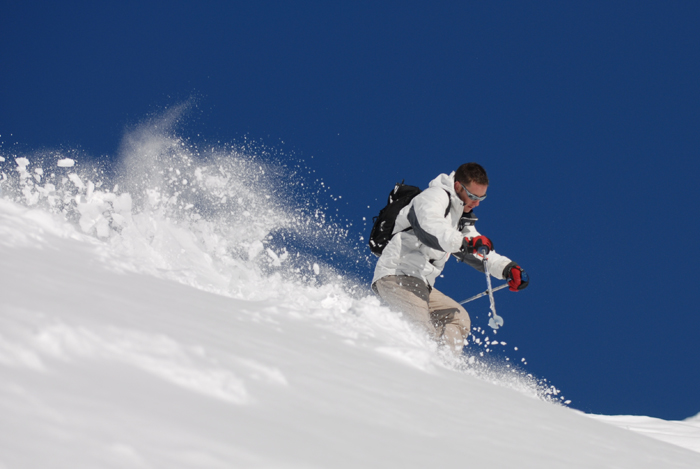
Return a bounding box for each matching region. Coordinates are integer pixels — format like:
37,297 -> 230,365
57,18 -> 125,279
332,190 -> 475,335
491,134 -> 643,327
372,163 -> 528,355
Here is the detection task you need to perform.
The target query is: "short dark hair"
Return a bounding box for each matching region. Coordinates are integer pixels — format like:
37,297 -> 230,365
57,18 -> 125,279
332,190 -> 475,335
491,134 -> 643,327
455,163 -> 489,186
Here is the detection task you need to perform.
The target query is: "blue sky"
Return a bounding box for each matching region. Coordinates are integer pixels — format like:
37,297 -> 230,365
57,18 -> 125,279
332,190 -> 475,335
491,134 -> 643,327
2,1 -> 699,420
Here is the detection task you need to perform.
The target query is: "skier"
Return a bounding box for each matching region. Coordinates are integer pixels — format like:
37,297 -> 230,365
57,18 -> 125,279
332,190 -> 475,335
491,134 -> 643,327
371,163 -> 528,355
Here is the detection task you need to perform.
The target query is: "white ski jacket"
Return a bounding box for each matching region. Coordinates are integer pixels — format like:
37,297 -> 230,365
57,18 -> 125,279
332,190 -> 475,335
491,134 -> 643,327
372,171 -> 514,289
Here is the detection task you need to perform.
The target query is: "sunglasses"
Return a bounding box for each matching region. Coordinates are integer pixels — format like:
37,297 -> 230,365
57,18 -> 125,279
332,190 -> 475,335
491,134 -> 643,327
459,182 -> 487,202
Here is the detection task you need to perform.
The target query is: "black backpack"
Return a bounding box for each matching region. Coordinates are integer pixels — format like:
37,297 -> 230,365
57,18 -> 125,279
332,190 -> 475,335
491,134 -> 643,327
368,181 -> 421,257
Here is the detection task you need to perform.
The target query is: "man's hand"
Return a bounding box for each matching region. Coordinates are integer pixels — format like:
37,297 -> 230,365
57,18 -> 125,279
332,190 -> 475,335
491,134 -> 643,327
505,263 -> 529,291
462,235 -> 493,255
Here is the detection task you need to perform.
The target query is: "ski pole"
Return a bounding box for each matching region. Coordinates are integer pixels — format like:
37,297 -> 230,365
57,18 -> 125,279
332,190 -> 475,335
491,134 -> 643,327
481,251 -> 504,329
458,282 -> 509,305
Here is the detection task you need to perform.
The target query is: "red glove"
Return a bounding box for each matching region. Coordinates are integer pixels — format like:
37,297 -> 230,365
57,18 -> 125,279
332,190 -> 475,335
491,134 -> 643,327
462,236 -> 493,255
505,264 -> 529,291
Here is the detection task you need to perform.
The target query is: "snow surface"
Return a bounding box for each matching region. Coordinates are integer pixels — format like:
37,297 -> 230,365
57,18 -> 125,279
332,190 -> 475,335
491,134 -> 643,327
1,119 -> 700,467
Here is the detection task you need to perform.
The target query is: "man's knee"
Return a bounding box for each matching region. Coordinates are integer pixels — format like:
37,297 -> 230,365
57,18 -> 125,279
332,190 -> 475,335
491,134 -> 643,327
456,308 -> 471,337
433,306 -> 470,334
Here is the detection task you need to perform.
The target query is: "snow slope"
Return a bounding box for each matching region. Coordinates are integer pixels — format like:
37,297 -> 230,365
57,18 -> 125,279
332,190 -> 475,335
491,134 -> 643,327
1,122 -> 699,468
589,413 -> 700,455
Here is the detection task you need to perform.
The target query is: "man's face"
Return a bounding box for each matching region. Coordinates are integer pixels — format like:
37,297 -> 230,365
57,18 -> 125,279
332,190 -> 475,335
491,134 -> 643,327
455,181 -> 488,212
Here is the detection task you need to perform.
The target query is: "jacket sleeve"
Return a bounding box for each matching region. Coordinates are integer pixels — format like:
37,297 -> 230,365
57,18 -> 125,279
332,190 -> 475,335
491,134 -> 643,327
406,187 -> 463,253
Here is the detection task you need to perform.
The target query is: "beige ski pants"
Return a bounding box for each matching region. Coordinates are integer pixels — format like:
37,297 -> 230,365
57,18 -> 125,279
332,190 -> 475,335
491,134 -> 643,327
373,275 -> 471,354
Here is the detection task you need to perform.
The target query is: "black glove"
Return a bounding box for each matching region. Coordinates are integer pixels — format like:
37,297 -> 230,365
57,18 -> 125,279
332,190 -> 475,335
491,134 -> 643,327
462,236 -> 493,255
504,262 -> 529,291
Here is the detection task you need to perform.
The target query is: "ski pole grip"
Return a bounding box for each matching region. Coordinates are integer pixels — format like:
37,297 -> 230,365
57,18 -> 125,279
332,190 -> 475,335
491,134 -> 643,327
477,246 -> 490,256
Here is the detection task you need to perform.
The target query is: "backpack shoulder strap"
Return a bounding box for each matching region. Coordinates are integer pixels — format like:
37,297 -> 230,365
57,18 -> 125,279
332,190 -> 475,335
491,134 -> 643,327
443,189 -> 451,217
403,188 -> 452,236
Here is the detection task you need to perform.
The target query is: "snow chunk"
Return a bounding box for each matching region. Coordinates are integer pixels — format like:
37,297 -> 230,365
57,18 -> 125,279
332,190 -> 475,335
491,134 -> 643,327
57,158 -> 75,168
266,248 -> 282,267
247,241 -> 264,260
68,173 -> 84,189
112,193 -> 133,213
